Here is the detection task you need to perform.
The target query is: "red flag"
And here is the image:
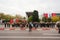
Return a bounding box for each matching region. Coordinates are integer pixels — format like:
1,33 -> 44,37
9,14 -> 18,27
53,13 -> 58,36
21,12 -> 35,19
52,13 -> 56,17
44,13 -> 48,18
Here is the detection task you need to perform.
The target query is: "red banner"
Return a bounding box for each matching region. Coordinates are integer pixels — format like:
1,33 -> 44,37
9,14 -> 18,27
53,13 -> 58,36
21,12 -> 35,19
52,13 -> 56,17
44,13 -> 48,18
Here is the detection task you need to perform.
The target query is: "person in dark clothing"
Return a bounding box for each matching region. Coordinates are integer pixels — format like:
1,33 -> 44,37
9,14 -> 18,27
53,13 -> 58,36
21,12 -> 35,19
57,22 -> 60,33
7,22 -> 10,28
49,22 -> 53,28
56,21 -> 60,33
29,22 -> 33,32
41,22 -> 45,27
46,22 -> 50,28
40,22 -> 43,28
49,22 -> 55,28
33,22 -> 38,29
2,20 -> 7,28
5,22 -> 6,28
11,23 -> 15,27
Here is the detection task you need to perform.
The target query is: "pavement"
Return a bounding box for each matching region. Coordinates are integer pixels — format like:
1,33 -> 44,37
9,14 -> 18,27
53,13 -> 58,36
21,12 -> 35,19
0,27 -> 58,30
0,28 -> 60,40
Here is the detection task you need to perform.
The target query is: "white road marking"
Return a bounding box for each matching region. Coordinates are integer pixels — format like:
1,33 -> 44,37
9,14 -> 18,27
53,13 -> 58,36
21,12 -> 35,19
0,36 -> 60,38
43,33 -> 60,35
0,31 -> 41,33
0,32 -> 41,33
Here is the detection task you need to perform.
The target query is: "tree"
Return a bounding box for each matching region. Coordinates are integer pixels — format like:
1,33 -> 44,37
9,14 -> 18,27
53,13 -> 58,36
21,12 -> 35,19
51,16 -> 59,22
42,17 -> 47,22
59,16 -> 60,21
28,16 -> 33,22
0,13 -> 4,19
15,14 -> 23,19
42,17 -> 52,22
32,10 -> 39,22
0,13 -> 16,22
23,17 -> 26,20
47,18 -> 52,22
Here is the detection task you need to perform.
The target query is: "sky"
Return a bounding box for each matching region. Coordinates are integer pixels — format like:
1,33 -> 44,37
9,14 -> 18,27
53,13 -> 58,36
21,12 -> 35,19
0,0 -> 60,17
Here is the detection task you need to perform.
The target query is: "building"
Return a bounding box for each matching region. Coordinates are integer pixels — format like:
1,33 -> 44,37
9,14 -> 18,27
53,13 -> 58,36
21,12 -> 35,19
51,13 -> 60,17
56,13 -> 60,16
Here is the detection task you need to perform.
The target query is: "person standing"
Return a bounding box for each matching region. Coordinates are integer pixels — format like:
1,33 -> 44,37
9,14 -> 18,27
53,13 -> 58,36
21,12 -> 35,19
28,22 -> 33,32
56,21 -> 60,33
10,18 -> 14,28
4,19 -> 7,28
7,22 -> 10,28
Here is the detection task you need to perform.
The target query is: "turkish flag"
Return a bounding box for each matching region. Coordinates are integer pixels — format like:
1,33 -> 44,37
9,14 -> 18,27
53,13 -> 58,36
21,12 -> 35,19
44,13 -> 48,18
52,13 -> 56,17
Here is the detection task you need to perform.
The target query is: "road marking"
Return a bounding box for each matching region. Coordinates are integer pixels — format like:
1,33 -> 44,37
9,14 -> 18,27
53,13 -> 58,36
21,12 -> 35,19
43,33 -> 60,35
0,36 -> 60,38
0,32 -> 41,33
0,31 -> 41,33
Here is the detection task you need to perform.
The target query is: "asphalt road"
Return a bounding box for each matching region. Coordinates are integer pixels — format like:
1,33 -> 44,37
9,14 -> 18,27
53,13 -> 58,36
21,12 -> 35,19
0,29 -> 60,40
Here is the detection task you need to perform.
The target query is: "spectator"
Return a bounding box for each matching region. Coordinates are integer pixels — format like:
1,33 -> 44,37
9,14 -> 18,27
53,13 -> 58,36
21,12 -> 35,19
2,19 -> 7,28
29,22 -> 33,32
56,21 -> 60,33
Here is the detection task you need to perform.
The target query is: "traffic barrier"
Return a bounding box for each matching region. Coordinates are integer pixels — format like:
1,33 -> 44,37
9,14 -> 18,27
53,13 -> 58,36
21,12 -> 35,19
0,28 -> 4,30
46,28 -> 50,30
55,28 -> 58,30
42,27 -> 50,30
42,27 -> 46,30
9,27 -> 15,30
31,27 -> 36,30
20,27 -> 26,30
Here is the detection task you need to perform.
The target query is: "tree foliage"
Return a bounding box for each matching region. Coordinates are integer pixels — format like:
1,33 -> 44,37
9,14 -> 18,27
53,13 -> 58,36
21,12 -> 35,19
32,10 -> 40,22
0,13 -> 23,22
28,16 -> 33,22
51,16 -> 59,22
42,17 -> 47,22
42,17 -> 51,22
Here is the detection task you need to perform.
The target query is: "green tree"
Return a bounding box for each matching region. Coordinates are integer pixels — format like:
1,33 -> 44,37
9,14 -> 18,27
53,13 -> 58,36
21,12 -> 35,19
47,18 -> 52,22
42,17 -> 52,22
28,16 -> 33,22
42,17 -> 47,22
32,10 -> 39,22
15,14 -> 23,19
23,17 -> 26,20
51,16 -> 59,22
59,16 -> 60,21
0,13 -> 4,19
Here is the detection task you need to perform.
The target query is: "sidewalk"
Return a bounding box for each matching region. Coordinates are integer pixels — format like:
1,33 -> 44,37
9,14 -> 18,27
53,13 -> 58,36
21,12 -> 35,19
3,27 -> 58,31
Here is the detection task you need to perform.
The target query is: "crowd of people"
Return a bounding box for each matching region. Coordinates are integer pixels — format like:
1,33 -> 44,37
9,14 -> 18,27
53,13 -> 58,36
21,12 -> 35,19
0,19 -> 56,28
0,19 -> 60,33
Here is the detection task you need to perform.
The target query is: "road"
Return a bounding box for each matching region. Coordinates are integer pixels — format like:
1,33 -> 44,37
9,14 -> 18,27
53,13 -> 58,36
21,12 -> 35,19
0,29 -> 60,40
